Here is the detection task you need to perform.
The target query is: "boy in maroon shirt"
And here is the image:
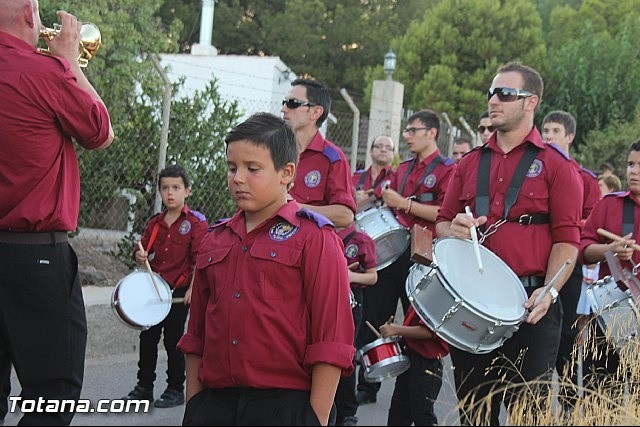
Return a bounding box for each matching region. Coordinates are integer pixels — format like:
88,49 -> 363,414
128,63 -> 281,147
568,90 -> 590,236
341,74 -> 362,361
178,113 -> 355,426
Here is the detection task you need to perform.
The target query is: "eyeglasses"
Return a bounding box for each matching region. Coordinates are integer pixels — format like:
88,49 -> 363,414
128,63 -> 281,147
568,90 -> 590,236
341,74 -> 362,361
487,87 -> 534,102
402,127 -> 429,136
282,98 -> 316,109
372,144 -> 394,151
477,125 -> 495,133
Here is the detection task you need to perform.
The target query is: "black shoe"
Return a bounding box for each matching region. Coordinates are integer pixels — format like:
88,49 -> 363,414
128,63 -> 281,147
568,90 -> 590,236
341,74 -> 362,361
154,387 -> 185,408
122,385 -> 153,402
356,390 -> 376,405
337,415 -> 358,426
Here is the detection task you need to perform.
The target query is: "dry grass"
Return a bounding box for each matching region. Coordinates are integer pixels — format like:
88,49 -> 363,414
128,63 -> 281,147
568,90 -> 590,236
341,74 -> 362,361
449,313 -> 640,425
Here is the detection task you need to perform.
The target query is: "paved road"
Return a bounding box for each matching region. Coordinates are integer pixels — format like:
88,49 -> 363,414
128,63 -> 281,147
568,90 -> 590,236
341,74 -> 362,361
3,287 -> 469,425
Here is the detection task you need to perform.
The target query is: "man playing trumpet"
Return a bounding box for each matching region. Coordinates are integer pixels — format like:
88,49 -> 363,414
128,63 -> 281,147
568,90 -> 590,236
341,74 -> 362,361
0,0 -> 114,424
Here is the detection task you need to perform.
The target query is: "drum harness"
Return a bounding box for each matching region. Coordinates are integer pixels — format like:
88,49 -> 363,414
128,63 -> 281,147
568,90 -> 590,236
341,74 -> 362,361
620,197 -> 640,275
398,155 -> 444,204
356,167 -> 392,192
475,144 -> 547,244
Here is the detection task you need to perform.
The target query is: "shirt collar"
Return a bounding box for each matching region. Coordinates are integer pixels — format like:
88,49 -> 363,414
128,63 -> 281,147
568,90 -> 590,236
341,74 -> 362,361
0,31 -> 35,52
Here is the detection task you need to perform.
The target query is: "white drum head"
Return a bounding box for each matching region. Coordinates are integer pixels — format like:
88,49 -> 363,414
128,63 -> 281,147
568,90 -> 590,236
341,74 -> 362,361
112,270 -> 172,329
434,237 -> 526,322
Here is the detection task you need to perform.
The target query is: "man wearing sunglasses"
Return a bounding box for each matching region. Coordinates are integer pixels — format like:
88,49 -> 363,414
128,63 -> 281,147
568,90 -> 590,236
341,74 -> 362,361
355,109 -> 456,407
477,110 -> 494,144
436,62 -> 583,425
281,79 -> 356,228
541,110 -> 600,417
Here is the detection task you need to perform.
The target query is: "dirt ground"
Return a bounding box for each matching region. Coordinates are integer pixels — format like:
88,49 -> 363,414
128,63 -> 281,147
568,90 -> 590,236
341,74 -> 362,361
70,229 -> 131,287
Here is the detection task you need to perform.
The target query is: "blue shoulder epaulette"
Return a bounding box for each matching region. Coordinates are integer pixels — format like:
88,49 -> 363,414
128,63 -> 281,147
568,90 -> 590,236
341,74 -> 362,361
604,191 -> 626,199
209,217 -> 230,231
355,169 -> 366,174
189,209 -> 207,222
296,208 -> 334,229
548,143 -> 571,161
439,156 -> 455,166
581,166 -> 597,179
400,157 -> 414,165
321,146 -> 341,164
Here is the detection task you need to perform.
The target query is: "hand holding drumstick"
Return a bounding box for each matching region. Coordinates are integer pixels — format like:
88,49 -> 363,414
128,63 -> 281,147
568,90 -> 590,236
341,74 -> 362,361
137,241 -> 164,301
597,228 -> 637,262
379,316 -> 397,338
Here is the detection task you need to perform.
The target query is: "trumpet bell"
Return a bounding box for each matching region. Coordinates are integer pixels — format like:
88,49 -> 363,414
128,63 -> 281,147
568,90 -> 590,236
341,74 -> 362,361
38,22 -> 101,67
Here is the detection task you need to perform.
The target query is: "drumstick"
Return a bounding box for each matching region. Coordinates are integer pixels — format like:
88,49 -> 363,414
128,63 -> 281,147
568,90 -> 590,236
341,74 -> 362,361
465,206 -> 484,274
137,241 -> 164,301
365,321 -> 382,338
597,228 -> 640,251
533,259 -> 572,307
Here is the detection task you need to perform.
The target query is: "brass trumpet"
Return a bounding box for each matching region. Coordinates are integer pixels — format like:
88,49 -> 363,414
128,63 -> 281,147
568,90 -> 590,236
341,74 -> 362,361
39,22 -> 101,67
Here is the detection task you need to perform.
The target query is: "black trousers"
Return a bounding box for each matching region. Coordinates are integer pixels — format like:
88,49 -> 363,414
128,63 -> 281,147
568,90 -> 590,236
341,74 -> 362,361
183,387 -> 332,426
582,322 -> 625,398
387,350 -> 443,426
0,242 -> 87,426
335,288 -> 363,421
137,286 -> 188,392
356,248 -> 412,397
555,262 -> 583,408
450,301 -> 562,426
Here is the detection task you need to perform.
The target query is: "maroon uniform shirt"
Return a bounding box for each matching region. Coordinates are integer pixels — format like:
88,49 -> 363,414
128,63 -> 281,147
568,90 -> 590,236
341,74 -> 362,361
337,225 -> 377,289
0,31 -> 112,231
581,191 -> 640,279
290,131 -> 357,214
138,205 -> 208,288
402,306 -> 449,360
178,201 -> 355,390
379,150 -> 456,234
437,128 -> 583,277
351,165 -> 393,192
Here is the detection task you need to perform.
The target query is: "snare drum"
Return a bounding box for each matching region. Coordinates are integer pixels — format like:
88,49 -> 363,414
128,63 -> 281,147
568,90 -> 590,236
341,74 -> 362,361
586,276 -> 640,353
405,237 -> 527,354
111,270 -> 173,330
355,206 -> 410,270
356,336 -> 410,382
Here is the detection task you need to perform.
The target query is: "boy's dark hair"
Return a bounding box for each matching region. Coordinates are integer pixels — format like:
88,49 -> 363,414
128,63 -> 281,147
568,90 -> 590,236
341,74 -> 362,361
479,110 -> 489,121
630,140 -> 640,154
497,62 -> 544,106
408,109 -> 440,139
598,174 -> 622,192
543,110 -> 576,135
158,164 -> 190,189
225,112 -> 298,169
600,161 -> 614,171
291,78 -> 331,128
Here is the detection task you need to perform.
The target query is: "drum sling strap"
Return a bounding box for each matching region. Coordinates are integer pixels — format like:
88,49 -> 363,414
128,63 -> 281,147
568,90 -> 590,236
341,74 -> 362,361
398,155 -> 443,198
622,197 -> 635,236
357,168 -> 391,191
146,221 -> 187,287
342,230 -> 356,247
476,144 -> 543,231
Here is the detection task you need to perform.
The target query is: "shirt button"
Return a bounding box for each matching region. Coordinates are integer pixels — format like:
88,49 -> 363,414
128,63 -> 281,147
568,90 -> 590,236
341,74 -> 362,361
270,251 -> 276,258
232,339 -> 238,345
503,154 -> 508,159
241,246 -> 248,252
498,178 -> 503,183
208,257 -> 212,262
235,292 -> 241,298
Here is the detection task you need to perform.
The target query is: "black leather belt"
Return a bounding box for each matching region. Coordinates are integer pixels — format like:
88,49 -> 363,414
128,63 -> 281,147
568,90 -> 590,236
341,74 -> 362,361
519,275 -> 545,289
506,214 -> 550,225
0,230 -> 68,245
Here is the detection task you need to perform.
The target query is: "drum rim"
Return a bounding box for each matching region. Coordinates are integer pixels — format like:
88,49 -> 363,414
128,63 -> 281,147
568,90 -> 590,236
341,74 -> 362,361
111,269 -> 172,330
362,355 -> 411,382
357,336 -> 403,356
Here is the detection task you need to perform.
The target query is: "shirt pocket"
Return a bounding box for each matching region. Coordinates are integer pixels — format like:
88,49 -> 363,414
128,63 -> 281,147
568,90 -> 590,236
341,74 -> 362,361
512,178 -> 549,217
196,246 -> 233,302
250,242 -> 302,301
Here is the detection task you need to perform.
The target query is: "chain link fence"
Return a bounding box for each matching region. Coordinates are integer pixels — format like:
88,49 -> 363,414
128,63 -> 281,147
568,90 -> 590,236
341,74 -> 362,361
75,89 -> 470,273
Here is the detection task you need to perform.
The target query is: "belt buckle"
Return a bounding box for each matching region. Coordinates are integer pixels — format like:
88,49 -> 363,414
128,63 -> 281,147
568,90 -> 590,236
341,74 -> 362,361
518,214 -> 533,225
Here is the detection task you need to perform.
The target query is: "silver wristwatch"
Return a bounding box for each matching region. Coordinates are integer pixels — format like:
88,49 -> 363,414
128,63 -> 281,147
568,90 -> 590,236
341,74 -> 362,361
548,287 -> 559,304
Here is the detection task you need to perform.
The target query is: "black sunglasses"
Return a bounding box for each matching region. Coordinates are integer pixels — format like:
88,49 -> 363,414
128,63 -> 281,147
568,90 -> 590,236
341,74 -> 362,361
487,87 -> 534,102
477,125 -> 495,133
282,98 -> 316,109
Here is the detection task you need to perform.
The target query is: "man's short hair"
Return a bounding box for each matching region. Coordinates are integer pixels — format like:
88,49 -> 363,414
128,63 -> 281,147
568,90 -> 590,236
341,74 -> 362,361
543,111 -> 576,135
407,109 -> 440,139
497,62 -> 544,106
291,78 -> 331,128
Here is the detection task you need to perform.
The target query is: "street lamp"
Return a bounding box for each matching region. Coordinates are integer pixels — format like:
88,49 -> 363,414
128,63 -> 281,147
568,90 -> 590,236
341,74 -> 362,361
383,49 -> 396,81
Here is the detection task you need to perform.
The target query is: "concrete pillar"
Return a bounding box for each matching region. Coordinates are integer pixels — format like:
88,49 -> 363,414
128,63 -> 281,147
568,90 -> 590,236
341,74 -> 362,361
366,80 -> 404,168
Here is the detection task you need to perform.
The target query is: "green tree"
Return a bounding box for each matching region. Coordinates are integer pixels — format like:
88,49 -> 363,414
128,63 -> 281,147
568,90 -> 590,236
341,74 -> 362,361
541,16 -> 640,149
369,0 -> 546,122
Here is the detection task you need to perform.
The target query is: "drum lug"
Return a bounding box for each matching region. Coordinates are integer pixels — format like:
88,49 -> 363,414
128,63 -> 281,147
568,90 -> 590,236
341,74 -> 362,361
440,300 -> 461,326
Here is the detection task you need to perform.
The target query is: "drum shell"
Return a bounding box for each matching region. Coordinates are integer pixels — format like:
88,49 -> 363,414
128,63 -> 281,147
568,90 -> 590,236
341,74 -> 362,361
586,276 -> 640,353
355,206 -> 410,271
405,238 -> 527,354
356,336 -> 410,382
111,270 -> 173,331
